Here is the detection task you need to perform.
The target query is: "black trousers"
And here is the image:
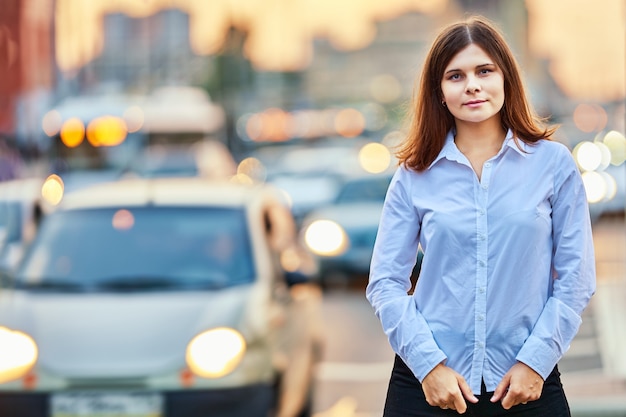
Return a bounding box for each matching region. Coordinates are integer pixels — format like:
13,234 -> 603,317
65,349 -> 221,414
384,355 -> 571,417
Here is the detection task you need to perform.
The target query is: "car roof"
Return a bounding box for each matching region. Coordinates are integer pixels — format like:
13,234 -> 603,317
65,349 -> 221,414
58,177 -> 281,210
0,178 -> 44,201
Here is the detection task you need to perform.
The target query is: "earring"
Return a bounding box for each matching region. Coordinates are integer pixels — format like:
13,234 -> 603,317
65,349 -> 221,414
441,101 -> 447,107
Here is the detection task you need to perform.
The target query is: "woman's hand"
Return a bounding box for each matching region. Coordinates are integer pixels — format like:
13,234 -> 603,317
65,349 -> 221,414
490,362 -> 543,409
422,363 -> 479,413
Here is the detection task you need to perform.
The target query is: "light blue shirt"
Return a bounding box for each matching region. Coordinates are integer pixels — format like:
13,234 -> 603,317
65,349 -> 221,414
366,130 -> 596,394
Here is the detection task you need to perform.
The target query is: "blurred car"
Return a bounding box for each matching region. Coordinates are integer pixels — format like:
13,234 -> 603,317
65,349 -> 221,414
124,141 -> 237,180
257,139 -> 375,225
301,171 -> 423,286
0,178 -> 46,273
0,177 -> 323,417
268,172 -> 342,225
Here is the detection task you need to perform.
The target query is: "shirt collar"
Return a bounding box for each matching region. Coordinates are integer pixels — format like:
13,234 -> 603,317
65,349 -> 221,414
428,129 -> 526,170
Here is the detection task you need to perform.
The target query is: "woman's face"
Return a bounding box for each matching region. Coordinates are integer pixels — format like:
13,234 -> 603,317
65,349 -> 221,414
440,43 -> 505,126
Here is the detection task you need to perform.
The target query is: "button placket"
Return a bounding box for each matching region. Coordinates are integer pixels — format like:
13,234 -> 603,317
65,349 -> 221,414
471,159 -> 492,389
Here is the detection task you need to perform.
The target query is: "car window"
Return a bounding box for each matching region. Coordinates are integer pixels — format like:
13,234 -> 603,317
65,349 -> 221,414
15,206 -> 255,292
334,175 -> 392,204
1,201 -> 23,243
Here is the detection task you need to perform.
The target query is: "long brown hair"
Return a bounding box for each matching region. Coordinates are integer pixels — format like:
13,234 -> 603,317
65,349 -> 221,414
397,15 -> 556,171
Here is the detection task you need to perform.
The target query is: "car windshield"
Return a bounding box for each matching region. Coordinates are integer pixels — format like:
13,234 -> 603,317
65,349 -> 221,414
15,206 -> 255,292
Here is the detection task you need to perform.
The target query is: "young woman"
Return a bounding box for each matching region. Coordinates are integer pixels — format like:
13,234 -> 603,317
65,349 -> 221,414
366,15 -> 595,416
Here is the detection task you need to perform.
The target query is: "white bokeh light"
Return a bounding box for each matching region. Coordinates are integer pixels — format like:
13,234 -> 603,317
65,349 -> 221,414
574,141 -> 602,172
581,171 -> 607,203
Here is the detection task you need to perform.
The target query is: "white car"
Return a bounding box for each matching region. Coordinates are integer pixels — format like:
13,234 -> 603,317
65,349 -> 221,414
0,177 -> 323,417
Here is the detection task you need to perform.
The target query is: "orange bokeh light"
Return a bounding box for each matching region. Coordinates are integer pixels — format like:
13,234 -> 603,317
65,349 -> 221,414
112,209 -> 135,230
334,108 -> 365,138
86,116 -> 128,147
573,103 -> 608,133
60,118 -> 85,148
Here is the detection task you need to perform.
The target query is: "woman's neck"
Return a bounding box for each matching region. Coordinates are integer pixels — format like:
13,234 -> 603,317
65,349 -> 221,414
453,119 -> 507,154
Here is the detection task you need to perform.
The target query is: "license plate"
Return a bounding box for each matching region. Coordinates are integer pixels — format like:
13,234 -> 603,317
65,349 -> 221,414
51,392 -> 163,417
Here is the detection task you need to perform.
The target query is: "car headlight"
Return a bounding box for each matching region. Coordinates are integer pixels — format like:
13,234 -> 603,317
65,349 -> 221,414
186,327 -> 246,378
303,219 -> 349,256
0,327 -> 38,384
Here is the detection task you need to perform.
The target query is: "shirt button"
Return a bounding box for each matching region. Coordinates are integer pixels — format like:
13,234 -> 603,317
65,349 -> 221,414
481,184 -> 488,190
479,260 -> 486,267
478,209 -> 486,215
485,162 -> 491,168
479,287 -> 486,294
477,315 -> 485,321
477,342 -> 484,348
478,234 -> 486,241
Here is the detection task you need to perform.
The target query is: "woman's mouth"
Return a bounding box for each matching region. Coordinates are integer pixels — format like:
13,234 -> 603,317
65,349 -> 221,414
464,100 -> 486,107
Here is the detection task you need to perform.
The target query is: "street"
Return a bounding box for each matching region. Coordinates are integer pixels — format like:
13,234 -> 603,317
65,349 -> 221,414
311,214 -> 626,417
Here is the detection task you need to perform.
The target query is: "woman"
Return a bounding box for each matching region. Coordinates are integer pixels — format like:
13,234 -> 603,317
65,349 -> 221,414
366,15 -> 595,416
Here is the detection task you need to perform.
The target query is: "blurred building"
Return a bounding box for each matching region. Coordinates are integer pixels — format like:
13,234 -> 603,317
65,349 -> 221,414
0,0 -> 55,159
66,9 -> 214,94
1,0 -> 623,158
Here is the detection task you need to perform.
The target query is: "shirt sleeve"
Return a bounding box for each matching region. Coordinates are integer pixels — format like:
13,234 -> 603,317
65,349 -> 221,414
366,167 -> 447,381
515,145 -> 596,378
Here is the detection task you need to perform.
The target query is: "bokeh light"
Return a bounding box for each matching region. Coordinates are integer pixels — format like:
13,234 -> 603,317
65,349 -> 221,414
237,157 -> 266,182
230,173 -> 254,185
186,327 -> 246,378
573,103 -> 607,133
599,171 -> 617,201
370,74 -> 402,103
602,130 -> 626,165
304,220 -> 348,257
86,116 -> 128,147
581,171 -> 607,203
123,106 -> 144,133
334,108 -> 365,138
358,142 -> 391,174
573,141 -> 602,172
41,174 -> 65,206
112,209 -> 135,230
59,117 -> 85,148
593,140 -> 612,171
0,327 -> 38,384
41,110 -> 62,137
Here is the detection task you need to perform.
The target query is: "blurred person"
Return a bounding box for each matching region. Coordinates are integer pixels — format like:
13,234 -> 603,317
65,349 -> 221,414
366,15 -> 595,416
0,138 -> 22,181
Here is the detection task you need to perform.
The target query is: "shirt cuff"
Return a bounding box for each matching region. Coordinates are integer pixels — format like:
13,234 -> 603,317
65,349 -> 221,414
405,342 -> 448,382
515,335 -> 561,380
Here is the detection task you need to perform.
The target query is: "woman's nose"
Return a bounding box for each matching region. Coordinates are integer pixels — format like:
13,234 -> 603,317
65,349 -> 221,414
465,78 -> 481,93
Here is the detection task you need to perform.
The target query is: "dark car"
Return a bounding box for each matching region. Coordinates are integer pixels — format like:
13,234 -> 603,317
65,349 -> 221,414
300,171 -> 423,286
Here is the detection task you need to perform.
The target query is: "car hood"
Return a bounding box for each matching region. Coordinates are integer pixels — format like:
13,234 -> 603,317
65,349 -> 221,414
1,286 -> 255,378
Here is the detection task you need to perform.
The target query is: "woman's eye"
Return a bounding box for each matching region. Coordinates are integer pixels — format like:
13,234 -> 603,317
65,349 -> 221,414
479,68 -> 492,75
448,73 -> 461,80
